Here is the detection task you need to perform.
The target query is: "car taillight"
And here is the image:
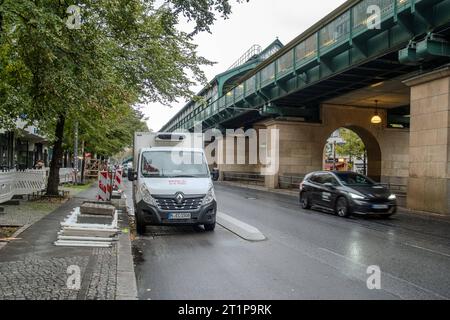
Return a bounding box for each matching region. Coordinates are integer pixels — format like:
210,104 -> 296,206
299,182 -> 304,190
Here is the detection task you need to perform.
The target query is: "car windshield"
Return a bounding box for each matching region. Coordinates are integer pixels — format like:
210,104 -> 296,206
334,172 -> 375,186
141,151 -> 209,178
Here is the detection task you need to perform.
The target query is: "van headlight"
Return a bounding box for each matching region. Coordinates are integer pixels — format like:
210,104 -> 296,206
388,194 -> 396,200
140,184 -> 158,206
203,186 -> 216,205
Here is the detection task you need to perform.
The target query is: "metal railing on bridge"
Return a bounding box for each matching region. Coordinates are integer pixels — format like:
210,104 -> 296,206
278,175 -> 305,190
227,45 -> 262,71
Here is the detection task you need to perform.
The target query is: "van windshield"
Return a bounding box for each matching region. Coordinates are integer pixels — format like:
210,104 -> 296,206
141,151 -> 209,178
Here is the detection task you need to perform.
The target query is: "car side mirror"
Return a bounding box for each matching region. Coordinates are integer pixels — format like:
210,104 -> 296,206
324,182 -> 336,189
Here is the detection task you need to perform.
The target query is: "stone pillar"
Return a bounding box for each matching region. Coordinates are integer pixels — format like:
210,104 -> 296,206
216,127 -> 261,180
404,67 -> 450,214
263,120 -> 323,189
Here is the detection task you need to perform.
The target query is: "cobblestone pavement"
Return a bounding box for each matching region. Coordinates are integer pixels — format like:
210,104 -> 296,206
0,186 -> 121,300
0,255 -> 89,300
0,246 -> 118,300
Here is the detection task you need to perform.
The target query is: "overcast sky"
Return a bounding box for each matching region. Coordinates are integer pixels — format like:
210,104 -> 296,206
143,0 -> 347,131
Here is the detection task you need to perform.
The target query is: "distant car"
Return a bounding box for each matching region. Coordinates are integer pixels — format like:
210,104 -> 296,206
299,171 -> 397,218
122,162 -> 133,177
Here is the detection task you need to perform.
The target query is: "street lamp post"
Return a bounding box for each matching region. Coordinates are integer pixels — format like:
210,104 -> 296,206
333,141 -> 337,171
74,121 -> 78,185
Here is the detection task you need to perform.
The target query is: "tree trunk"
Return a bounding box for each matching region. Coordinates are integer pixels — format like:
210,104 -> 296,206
46,114 -> 66,196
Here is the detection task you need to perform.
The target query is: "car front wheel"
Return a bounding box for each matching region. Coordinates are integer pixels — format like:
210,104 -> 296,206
300,192 -> 311,209
335,197 -> 350,218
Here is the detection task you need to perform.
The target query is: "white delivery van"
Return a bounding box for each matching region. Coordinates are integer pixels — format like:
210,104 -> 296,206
128,132 -> 216,234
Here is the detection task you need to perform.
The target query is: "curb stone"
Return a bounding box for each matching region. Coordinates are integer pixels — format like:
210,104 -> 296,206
0,223 -> 32,251
115,209 -> 138,300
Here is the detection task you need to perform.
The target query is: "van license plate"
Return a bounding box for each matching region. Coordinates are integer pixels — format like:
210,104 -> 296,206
372,204 -> 388,209
169,213 -> 191,220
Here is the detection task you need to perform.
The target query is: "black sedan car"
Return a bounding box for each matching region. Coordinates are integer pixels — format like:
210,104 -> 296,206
299,171 -> 397,218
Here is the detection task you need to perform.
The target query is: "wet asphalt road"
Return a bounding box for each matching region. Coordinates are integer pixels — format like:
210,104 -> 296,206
131,182 -> 450,300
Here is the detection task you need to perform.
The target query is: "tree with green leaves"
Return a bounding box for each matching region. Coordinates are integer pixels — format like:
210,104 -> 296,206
335,128 -> 366,169
0,0 -> 246,195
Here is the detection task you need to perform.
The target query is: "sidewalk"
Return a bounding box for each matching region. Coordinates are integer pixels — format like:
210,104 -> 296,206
0,186 -> 137,300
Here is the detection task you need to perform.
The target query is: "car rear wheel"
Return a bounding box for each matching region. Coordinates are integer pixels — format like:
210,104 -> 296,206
300,192 -> 311,209
204,222 -> 216,231
335,197 -> 350,218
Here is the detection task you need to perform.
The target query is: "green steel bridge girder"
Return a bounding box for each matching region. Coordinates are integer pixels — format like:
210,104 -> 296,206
261,104 -> 318,118
400,33 -> 450,63
217,60 -> 261,96
172,0 -> 450,132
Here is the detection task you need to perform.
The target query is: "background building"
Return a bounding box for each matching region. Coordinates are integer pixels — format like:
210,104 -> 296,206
0,119 -> 49,170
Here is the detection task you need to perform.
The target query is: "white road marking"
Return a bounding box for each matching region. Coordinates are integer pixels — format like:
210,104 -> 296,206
404,243 -> 450,258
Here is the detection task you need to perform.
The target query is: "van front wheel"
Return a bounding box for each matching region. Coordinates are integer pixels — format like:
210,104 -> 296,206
135,213 -> 146,235
204,223 -> 216,232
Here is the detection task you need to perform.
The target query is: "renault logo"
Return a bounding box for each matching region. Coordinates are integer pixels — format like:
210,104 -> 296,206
175,192 -> 184,204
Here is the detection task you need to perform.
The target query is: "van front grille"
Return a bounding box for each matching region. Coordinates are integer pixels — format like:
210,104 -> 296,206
153,196 -> 204,211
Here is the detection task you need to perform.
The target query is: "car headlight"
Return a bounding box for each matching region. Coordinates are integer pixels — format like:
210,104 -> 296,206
349,193 -> 365,200
388,194 -> 396,200
203,186 -> 216,205
140,184 -> 158,206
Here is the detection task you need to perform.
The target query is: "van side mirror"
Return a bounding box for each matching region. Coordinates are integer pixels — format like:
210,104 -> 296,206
210,169 -> 219,181
128,170 -> 136,181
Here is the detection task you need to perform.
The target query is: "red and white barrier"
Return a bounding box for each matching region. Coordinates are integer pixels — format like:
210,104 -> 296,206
113,168 -> 124,191
97,171 -> 112,201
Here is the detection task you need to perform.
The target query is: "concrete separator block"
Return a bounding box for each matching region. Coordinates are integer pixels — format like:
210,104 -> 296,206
80,202 -> 115,216
217,212 -> 266,241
